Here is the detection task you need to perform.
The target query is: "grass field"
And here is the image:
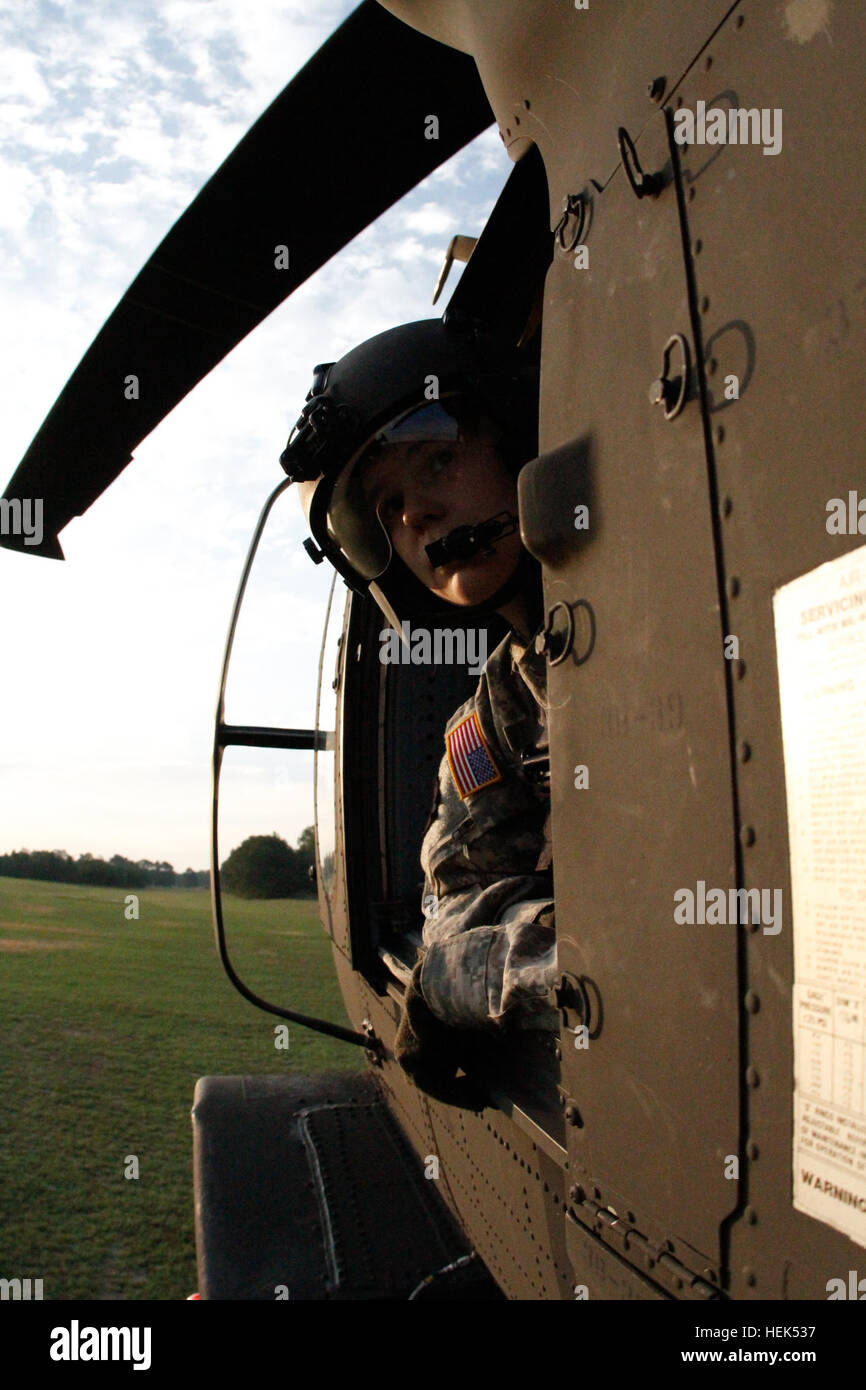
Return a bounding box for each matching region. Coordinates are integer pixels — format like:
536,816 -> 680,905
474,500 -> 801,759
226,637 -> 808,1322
0,877 -> 362,1300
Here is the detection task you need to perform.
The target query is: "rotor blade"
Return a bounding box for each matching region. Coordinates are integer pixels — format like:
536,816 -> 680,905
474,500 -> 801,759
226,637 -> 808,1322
1,1 -> 493,558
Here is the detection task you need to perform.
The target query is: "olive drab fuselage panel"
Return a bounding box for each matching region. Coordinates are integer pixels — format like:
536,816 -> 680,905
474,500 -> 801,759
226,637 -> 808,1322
380,0 -> 738,208
525,99 -> 740,1278
674,3 -> 866,1299
322,0 -> 866,1298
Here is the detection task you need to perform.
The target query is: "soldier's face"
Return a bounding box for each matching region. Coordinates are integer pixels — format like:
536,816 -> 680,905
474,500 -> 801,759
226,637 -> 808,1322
361,433 -> 522,608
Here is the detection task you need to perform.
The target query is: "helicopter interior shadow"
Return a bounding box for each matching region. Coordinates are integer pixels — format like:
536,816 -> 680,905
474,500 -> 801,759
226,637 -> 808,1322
378,604 -> 565,1135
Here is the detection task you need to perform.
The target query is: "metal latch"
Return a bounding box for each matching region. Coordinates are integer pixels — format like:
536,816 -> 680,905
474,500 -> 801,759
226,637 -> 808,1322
554,192 -> 587,252
649,332 -> 691,420
617,125 -> 664,199
361,1018 -> 384,1067
554,971 -> 592,1039
535,599 -> 596,668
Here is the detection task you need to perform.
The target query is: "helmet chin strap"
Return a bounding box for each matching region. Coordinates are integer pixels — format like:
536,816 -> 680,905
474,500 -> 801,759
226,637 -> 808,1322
437,552 -> 543,633
463,548 -> 543,628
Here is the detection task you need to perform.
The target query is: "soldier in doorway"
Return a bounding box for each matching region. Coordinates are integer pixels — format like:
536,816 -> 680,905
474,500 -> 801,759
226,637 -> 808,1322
281,318 -> 556,1102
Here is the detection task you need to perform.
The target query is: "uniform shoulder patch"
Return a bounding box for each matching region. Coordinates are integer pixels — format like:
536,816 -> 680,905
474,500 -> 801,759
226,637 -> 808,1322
446,711 -> 502,799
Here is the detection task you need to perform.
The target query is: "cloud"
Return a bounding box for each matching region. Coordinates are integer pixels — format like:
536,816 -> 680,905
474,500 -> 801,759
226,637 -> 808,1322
400,202 -> 458,237
0,0 -> 511,868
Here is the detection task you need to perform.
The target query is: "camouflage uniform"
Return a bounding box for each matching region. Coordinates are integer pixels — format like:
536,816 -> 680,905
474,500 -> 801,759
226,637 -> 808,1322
418,626 -> 557,1030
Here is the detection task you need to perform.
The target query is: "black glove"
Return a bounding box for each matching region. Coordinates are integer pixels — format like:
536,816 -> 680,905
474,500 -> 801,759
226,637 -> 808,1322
394,960 -> 486,1109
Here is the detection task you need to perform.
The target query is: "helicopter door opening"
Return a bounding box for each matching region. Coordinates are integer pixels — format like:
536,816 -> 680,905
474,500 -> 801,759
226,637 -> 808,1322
336,582 -> 565,1137
380,608 -> 511,977
334,579 -> 509,990
344,147 -> 553,997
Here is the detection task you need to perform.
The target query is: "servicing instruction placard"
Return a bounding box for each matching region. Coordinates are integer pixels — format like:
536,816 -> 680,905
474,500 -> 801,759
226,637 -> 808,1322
773,543 -> 866,1248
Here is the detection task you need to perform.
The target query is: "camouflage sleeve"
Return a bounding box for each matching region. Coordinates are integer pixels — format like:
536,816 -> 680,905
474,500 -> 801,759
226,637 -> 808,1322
420,887 -> 558,1030
418,715 -> 557,1030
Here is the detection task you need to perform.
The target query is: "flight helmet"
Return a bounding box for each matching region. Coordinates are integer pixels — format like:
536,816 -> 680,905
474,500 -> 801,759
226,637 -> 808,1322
280,317 -> 539,624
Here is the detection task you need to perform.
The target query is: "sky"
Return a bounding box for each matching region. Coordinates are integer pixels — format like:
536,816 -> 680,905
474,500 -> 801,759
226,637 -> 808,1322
0,0 -> 509,872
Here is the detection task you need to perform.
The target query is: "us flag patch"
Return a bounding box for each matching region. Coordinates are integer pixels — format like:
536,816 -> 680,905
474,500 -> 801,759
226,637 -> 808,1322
446,712 -> 502,799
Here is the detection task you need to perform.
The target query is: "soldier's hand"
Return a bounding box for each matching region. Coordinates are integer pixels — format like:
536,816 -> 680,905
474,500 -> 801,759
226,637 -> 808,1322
394,960 -> 485,1109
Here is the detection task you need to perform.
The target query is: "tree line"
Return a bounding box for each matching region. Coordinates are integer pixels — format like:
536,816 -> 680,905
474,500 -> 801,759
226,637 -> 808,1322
0,849 -> 208,889
0,827 -> 317,898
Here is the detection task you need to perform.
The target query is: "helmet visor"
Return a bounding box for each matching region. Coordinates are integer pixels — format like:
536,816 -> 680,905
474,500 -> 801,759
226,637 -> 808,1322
326,396 -> 469,580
